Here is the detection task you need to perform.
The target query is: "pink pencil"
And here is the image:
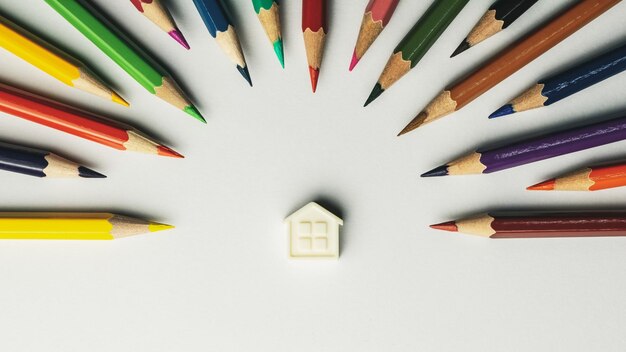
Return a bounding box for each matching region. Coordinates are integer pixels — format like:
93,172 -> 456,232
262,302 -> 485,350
130,0 -> 190,49
350,0 -> 399,71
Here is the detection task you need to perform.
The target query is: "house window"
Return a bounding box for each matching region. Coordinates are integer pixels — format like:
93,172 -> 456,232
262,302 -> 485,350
298,221 -> 329,251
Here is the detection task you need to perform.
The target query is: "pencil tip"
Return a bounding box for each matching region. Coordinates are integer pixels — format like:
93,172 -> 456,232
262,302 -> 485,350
169,29 -> 190,50
184,105 -> 206,123
398,112 -> 427,136
451,39 -> 470,58
237,65 -> 253,86
308,66 -> 319,92
111,92 -> 130,107
430,221 -> 458,232
157,146 -> 185,158
527,179 -> 555,191
349,50 -> 359,71
421,165 -> 449,177
489,104 -> 515,119
149,222 -> 175,232
78,166 -> 106,178
364,84 -> 383,107
273,39 -> 285,68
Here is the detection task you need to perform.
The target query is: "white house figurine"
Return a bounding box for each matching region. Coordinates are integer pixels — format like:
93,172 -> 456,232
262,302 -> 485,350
285,202 -> 343,259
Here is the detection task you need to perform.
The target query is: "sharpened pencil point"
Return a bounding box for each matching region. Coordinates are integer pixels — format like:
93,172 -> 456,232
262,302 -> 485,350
168,29 -> 190,50
349,50 -> 359,71
489,104 -> 515,118
430,221 -> 458,232
273,39 -> 284,68
111,91 -> 130,107
451,39 -> 470,58
148,222 -> 175,232
364,84 -> 383,107
398,112 -> 427,136
308,66 -> 319,93
78,166 -> 106,178
237,65 -> 253,86
527,179 -> 556,191
421,165 -> 449,177
184,105 -> 206,123
157,146 -> 184,158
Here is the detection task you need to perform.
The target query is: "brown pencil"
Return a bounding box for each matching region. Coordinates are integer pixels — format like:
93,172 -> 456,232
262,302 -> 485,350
399,0 -> 621,136
431,211 -> 626,238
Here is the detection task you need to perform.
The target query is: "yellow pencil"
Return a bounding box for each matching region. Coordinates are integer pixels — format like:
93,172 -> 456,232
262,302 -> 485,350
0,213 -> 173,240
0,15 -> 128,107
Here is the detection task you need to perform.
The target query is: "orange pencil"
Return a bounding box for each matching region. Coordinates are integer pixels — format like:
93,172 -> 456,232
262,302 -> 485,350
529,161 -> 626,191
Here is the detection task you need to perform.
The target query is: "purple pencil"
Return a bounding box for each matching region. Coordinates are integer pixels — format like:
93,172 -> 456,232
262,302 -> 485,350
421,115 -> 626,177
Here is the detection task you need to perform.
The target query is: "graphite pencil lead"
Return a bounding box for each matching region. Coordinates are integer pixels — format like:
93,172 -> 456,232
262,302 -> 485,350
421,165 -> 449,178
237,65 -> 253,86
78,166 -> 106,178
450,39 -> 470,58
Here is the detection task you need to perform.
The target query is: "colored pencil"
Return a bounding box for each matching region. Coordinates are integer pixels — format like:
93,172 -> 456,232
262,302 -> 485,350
491,42 -> 626,118
0,15 -> 127,107
349,0 -> 399,71
302,0 -> 327,92
252,0 -> 284,68
44,0 -> 205,123
431,211 -> 626,238
130,0 -> 190,49
364,0 -> 469,106
0,83 -> 182,158
528,161 -> 626,191
451,0 -> 538,57
193,0 -> 252,86
399,0 -> 621,136
0,141 -> 104,179
421,114 -> 626,177
0,213 -> 173,240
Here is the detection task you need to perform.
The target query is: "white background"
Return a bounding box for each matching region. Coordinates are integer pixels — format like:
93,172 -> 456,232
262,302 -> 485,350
1,1 -> 626,351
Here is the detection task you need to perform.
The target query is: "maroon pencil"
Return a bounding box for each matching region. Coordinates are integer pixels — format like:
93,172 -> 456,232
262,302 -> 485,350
431,211 -> 626,238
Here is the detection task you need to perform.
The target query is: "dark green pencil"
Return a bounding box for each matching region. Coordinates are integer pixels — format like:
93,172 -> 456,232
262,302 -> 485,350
364,0 -> 469,106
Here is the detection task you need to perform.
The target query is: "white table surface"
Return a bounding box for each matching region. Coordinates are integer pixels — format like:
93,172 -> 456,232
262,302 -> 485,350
1,1 -> 626,351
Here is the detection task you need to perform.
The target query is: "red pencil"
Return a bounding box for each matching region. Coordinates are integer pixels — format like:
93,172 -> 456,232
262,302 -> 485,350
0,82 -> 182,158
302,0 -> 327,92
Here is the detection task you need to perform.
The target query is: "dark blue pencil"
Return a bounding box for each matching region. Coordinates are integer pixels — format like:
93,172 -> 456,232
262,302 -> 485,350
0,141 -> 104,178
490,42 -> 626,118
192,0 -> 252,86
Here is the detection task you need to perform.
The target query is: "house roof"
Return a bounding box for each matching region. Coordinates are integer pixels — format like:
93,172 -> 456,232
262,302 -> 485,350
284,202 -> 343,225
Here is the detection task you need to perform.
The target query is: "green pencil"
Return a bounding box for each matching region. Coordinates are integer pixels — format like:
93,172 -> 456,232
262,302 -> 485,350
364,0 -> 469,106
252,0 -> 284,67
44,0 -> 205,123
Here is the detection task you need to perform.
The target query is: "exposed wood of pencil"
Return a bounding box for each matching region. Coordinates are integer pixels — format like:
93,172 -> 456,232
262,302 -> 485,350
0,213 -> 173,240
131,0 -> 189,49
0,82 -> 182,158
431,212 -> 626,238
401,0 -> 621,135
0,15 -> 127,106
529,162 -> 626,191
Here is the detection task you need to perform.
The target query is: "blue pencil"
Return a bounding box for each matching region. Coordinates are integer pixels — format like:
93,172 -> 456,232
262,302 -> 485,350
192,0 -> 252,86
490,42 -> 626,118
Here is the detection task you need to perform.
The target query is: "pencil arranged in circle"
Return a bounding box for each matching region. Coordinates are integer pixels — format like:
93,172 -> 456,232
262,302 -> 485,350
399,0 -> 621,136
0,15 -> 127,107
252,0 -> 284,68
0,141 -> 104,179
44,0 -> 205,123
529,161 -> 626,192
0,82 -> 183,158
302,0 -> 327,92
364,0 -> 469,106
451,0 -> 538,57
431,211 -> 626,239
421,114 -> 626,177
0,213 -> 173,240
349,0 -> 399,71
130,0 -> 190,49
491,42 -> 626,118
193,0 -> 252,86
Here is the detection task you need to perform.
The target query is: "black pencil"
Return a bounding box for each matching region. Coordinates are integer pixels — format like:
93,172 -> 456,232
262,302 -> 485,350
451,0 -> 538,57
0,141 -> 104,178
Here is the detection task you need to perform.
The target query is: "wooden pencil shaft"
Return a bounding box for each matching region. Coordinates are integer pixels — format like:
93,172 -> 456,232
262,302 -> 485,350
488,212 -> 626,238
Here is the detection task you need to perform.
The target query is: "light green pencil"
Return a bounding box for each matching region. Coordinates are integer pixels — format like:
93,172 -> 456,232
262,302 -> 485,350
252,0 -> 284,67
